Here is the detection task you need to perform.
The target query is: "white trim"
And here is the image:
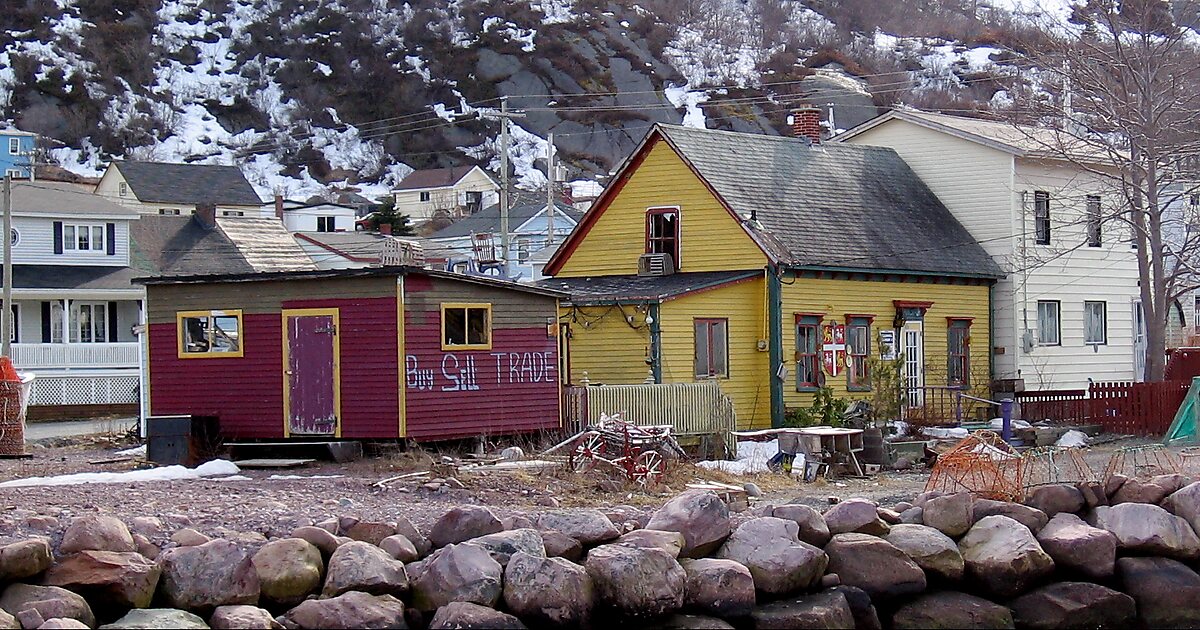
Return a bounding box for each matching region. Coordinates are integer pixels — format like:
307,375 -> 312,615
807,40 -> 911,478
12,289 -> 145,300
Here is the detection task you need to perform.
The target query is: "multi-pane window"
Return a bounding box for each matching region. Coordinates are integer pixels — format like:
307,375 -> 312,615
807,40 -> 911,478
1034,191 -> 1051,245
947,318 -> 972,386
795,315 -> 821,389
1084,301 -> 1107,345
1037,300 -> 1061,346
7,138 -> 19,154
317,216 -> 336,232
118,182 -> 128,196
178,310 -> 243,357
63,224 -> 105,252
846,316 -> 871,390
1086,195 -> 1102,247
694,318 -> 729,378
442,303 -> 491,349
646,207 -> 680,269
419,191 -> 431,202
71,302 -> 107,344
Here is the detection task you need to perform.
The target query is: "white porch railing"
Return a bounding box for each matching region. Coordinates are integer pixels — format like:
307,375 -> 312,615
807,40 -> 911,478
9,343 -> 141,370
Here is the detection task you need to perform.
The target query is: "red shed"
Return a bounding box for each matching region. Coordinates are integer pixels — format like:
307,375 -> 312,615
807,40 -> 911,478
140,267 -> 564,441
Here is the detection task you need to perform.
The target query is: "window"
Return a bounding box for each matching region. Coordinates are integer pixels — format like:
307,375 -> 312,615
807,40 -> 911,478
441,303 -> 491,350
7,138 -> 19,155
1037,300 -> 1061,346
1086,195 -> 1102,247
158,208 -> 181,215
465,191 -> 483,214
317,216 -> 336,232
50,301 -> 64,343
1084,301 -> 1107,345
177,310 -> 243,358
795,314 -> 822,390
515,237 -> 531,263
71,302 -> 108,344
7,304 -> 17,344
646,207 -> 680,269
845,316 -> 872,390
947,318 -> 972,386
118,182 -> 128,197
419,191 -> 431,202
1034,191 -> 1051,245
222,210 -> 245,217
694,318 -> 729,378
62,224 -> 105,252
5,169 -> 20,179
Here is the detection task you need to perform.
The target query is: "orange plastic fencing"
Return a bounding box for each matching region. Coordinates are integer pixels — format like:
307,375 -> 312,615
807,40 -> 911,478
925,431 -> 1024,501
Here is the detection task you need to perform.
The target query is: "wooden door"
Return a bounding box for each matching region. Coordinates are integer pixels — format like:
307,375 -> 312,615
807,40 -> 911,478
283,309 -> 341,436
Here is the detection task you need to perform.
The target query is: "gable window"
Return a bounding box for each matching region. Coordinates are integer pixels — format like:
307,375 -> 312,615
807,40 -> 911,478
419,191 -> 431,202
177,310 -> 243,358
1086,195 -> 1102,247
465,190 -> 483,214
158,208 -> 181,215
71,302 -> 108,344
947,318 -> 972,386
317,216 -> 336,232
845,315 -> 873,391
1037,300 -> 1061,346
1034,191 -> 1051,245
694,318 -> 729,378
118,182 -> 128,197
646,207 -> 680,269
7,139 -> 19,155
222,210 -> 245,217
63,224 -> 105,252
441,303 -> 491,350
1084,300 -> 1107,345
795,314 -> 822,390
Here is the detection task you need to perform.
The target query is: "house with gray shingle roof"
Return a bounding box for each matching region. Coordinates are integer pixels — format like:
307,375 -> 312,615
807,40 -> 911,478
94,161 -> 267,218
391,165 -> 498,222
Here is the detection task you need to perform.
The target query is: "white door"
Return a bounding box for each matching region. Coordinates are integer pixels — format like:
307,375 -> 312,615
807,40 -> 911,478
902,322 -> 925,407
1133,300 -> 1147,382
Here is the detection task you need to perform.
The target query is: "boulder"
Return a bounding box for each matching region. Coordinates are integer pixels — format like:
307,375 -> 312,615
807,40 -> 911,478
503,552 -> 593,628
1024,485 -> 1085,517
428,602 -> 524,629
159,539 -> 260,613
535,511 -> 619,547
1076,482 -> 1106,509
0,540 -> 52,582
19,608 -> 43,629
126,517 -> 163,538
824,533 -> 926,602
716,517 -> 827,597
645,491 -> 731,558
922,493 -> 973,537
0,609 -> 13,630
322,541 -> 408,598
252,538 -> 323,607
0,585 -> 93,629
584,543 -> 685,619
1163,481 -> 1200,533
289,526 -> 340,558
749,591 -> 855,630
170,529 -> 211,547
1151,473 -> 1190,494
1009,582 -> 1135,630
131,535 -> 158,561
429,506 -> 503,549
541,531 -> 582,562
97,609 -> 209,629
464,529 -> 544,567
659,614 -> 734,629
771,504 -> 831,547
1110,479 -> 1171,505
958,515 -> 1054,598
972,499 -> 1049,533
884,524 -> 964,581
410,544 -> 502,612
899,507 -> 924,524
679,558 -> 755,619
36,620 -> 88,630
344,521 -> 396,547
1118,556 -> 1200,628
1089,503 -> 1200,560
43,550 -> 160,611
60,516 -> 135,555
616,530 -> 685,557
283,592 -> 407,630
210,605 -> 282,629
877,508 -> 902,525
1035,513 -> 1117,580
380,535 -> 420,564
827,586 -> 881,630
891,591 -> 1014,629
1103,473 -> 1128,499
823,499 -> 889,536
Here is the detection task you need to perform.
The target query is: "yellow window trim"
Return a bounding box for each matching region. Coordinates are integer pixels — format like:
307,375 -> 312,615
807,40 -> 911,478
176,309 -> 245,359
440,302 -> 493,351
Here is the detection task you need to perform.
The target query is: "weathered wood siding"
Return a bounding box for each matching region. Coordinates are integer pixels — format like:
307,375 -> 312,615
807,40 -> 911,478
553,138 -> 767,277
402,275 -> 560,440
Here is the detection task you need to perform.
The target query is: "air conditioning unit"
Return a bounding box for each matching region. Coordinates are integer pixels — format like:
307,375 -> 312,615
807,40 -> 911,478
637,253 -> 675,277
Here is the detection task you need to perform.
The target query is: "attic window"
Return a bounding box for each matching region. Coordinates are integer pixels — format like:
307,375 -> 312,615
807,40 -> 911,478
646,207 -> 680,270
420,191 -> 431,202
118,182 -> 128,197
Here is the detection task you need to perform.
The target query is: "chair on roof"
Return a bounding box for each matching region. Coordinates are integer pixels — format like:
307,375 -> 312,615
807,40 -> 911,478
471,232 -> 505,275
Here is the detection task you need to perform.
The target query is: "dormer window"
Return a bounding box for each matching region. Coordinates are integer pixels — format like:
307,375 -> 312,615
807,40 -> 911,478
646,207 -> 680,270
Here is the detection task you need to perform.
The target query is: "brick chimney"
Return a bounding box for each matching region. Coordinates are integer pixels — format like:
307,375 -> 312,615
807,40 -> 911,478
194,203 -> 217,229
790,105 -> 823,144
274,194 -> 284,219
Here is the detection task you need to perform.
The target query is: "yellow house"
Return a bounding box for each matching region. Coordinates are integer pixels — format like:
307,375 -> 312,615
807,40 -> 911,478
543,121 -> 1004,429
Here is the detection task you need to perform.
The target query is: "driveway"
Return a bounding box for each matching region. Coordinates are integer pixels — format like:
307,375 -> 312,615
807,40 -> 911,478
24,417 -> 137,441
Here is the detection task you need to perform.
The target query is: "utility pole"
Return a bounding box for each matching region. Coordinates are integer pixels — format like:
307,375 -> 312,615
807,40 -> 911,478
546,132 -> 555,246
479,97 -> 524,268
2,175 -> 11,357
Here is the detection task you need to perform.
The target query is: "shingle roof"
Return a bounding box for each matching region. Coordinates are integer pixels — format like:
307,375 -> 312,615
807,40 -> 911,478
296,232 -> 456,263
130,215 -> 256,276
543,271 -> 761,305
114,161 -> 263,206
11,181 -> 137,217
13,265 -> 140,290
427,201 -> 583,240
656,124 -> 1004,278
394,166 -> 484,191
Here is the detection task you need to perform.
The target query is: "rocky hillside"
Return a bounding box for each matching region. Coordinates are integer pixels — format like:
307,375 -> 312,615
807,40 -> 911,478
0,0 -> 1049,200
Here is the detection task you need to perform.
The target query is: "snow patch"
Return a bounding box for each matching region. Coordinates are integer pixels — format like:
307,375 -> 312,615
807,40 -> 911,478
664,85 -> 709,128
114,444 -> 147,457
696,440 -> 777,475
527,0 -> 577,24
1055,430 -> 1089,448
0,459 -> 243,488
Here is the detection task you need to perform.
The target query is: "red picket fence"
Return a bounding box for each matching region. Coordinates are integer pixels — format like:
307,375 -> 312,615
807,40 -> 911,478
1015,380 -> 1191,436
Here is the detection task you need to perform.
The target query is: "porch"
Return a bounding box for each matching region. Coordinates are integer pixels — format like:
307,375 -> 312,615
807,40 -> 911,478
10,342 -> 140,370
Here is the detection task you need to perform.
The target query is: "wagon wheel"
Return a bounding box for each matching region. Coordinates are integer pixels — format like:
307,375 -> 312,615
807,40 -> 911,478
630,450 -> 665,486
570,432 -> 606,472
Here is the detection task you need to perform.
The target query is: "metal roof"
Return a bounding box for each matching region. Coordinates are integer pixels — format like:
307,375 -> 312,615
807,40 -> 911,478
543,270 -> 761,305
113,161 -> 264,206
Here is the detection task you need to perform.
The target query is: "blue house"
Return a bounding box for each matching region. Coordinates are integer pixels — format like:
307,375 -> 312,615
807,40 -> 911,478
0,129 -> 36,178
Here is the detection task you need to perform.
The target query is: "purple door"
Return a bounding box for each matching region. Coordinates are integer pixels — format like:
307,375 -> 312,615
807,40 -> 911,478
286,313 -> 339,435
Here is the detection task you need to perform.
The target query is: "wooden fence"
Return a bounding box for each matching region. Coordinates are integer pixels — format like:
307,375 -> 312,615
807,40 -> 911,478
1015,380 -> 1191,436
563,381 -> 737,452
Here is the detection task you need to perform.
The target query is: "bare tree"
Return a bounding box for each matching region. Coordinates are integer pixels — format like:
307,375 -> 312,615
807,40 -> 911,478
1009,0 -> 1200,381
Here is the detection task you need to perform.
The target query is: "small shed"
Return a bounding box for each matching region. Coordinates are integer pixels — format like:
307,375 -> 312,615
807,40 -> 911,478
140,267 -> 565,441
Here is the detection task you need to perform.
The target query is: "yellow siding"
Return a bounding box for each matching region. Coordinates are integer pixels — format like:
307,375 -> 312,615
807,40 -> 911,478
563,305 -> 654,385
660,278 -> 772,430
781,277 -> 992,409
555,139 -> 767,277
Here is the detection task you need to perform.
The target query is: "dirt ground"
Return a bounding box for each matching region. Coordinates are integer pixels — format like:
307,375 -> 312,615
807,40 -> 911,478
0,431 -> 1187,546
